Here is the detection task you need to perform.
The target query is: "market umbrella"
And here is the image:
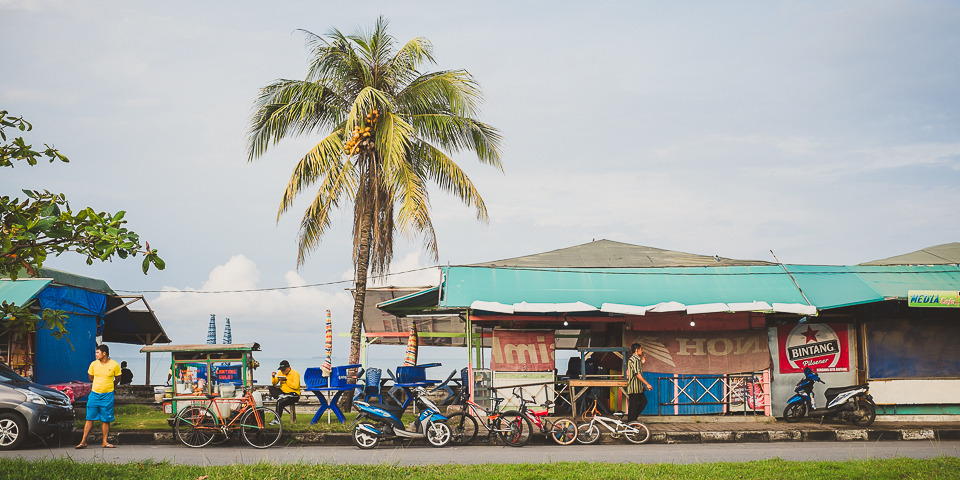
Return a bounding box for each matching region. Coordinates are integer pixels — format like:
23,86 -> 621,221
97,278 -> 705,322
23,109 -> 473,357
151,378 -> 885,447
403,323 -> 418,367
321,309 -> 333,375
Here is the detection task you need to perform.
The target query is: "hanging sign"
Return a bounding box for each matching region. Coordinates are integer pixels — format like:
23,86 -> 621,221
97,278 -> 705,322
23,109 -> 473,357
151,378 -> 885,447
624,330 -> 770,375
908,290 -> 960,308
777,323 -> 850,373
491,329 -> 556,372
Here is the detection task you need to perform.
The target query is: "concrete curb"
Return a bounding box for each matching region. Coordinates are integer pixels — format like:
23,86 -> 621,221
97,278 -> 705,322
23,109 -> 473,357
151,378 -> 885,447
95,427 -> 960,446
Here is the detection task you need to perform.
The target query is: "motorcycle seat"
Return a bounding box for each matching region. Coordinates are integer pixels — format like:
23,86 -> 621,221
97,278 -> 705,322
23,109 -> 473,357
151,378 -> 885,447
367,402 -> 406,418
824,384 -> 868,401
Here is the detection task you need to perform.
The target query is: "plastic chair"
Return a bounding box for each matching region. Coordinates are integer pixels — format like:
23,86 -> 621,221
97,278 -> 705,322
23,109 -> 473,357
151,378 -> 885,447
353,367 -> 385,403
429,369 -> 460,405
385,369 -> 405,406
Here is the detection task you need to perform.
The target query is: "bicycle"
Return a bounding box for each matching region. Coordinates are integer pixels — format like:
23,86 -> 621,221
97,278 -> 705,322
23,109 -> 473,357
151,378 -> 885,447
576,412 -> 650,445
578,395 -> 609,423
445,389 -> 531,447
505,388 -> 578,446
173,388 -> 283,448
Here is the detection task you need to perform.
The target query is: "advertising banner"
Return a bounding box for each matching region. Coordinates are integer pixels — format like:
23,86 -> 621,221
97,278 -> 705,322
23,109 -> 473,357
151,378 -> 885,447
908,290 -> 960,308
777,323 -> 850,373
491,329 -> 555,372
623,330 -> 770,375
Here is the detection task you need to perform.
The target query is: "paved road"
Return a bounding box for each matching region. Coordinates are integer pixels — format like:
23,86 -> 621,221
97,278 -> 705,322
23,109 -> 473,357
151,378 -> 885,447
4,441 -> 960,466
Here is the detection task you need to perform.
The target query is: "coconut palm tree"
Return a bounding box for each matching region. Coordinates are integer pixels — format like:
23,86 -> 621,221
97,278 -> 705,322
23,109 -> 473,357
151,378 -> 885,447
247,18 -> 503,373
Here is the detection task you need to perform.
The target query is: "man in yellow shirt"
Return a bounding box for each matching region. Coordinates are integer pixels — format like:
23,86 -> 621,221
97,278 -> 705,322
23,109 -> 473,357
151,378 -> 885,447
76,344 -> 122,448
269,360 -> 301,424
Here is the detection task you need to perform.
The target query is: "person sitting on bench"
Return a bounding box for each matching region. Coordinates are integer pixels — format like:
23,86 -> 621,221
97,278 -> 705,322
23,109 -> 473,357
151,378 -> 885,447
269,360 -> 301,424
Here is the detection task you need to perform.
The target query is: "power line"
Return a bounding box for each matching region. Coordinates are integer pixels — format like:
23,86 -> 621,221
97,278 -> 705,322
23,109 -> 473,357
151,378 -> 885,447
113,266 -> 442,294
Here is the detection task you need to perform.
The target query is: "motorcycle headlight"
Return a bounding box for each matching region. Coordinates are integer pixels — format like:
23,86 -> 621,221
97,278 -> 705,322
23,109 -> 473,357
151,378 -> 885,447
24,390 -> 47,405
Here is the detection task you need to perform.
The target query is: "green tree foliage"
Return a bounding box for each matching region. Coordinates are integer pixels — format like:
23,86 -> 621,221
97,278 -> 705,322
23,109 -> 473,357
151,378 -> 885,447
247,18 -> 503,370
1,108 -> 165,339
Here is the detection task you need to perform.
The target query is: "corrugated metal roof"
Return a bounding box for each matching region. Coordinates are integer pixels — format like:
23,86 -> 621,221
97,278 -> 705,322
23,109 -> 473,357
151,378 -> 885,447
469,239 -> 775,268
859,242 -> 960,266
0,279 -> 52,306
378,264 -> 960,316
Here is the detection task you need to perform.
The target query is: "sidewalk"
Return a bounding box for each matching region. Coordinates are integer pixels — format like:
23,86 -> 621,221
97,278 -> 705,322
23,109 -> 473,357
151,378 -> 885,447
93,415 -> 960,447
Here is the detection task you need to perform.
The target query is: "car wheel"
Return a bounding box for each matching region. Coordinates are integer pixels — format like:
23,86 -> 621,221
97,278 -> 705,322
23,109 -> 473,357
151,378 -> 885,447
0,413 -> 27,451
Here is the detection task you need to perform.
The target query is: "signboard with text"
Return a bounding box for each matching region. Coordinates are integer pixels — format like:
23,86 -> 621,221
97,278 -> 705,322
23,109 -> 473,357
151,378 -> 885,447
908,290 -> 960,308
490,329 -> 556,372
777,323 -> 850,373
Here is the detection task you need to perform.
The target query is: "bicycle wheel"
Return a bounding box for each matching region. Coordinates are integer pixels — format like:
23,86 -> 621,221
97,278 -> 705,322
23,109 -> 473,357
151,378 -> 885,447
239,407 -> 282,448
576,422 -> 601,445
446,412 -> 478,446
549,418 -> 578,445
623,421 -> 650,444
496,412 -> 533,447
174,406 -> 217,448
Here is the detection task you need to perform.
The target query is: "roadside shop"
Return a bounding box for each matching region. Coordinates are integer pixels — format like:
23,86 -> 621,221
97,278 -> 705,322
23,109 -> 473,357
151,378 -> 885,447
374,240 -> 960,418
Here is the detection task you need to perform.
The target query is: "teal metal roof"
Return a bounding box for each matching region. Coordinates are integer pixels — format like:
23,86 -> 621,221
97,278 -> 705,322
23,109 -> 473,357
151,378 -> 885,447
425,264 -> 960,313
440,265 -> 810,309
0,279 -> 53,306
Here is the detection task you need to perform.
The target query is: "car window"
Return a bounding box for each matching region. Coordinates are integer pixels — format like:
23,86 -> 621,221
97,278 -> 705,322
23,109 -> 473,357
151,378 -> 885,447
0,363 -> 29,383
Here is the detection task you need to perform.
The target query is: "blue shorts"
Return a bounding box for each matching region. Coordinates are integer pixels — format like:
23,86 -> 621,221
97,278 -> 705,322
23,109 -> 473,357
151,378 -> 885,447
85,391 -> 115,423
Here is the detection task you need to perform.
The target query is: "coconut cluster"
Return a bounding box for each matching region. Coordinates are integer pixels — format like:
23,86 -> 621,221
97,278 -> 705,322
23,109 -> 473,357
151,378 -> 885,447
343,109 -> 379,155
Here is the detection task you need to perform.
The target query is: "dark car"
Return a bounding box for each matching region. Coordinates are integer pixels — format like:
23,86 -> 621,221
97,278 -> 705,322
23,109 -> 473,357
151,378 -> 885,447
0,362 -> 74,450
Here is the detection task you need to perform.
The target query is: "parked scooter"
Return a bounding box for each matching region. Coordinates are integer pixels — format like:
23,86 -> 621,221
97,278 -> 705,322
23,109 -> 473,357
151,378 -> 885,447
783,367 -> 876,426
352,386 -> 452,449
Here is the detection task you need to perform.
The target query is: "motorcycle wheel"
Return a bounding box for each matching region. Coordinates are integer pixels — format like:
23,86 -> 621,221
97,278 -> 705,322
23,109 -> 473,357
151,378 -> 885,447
352,422 -> 380,449
426,421 -> 452,447
783,402 -> 806,423
850,399 -> 877,427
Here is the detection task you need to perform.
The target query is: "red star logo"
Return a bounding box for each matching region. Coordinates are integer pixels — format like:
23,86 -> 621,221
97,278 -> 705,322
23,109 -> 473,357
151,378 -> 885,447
802,325 -> 819,343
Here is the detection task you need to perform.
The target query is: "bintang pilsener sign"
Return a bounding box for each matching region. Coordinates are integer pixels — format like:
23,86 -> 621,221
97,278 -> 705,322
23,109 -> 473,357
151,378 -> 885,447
908,290 -> 960,308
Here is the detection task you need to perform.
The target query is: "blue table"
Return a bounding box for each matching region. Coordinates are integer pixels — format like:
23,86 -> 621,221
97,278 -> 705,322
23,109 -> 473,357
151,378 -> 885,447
305,386 -> 362,424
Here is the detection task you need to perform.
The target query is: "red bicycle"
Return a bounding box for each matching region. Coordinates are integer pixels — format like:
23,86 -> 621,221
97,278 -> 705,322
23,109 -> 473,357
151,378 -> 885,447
504,389 -> 578,446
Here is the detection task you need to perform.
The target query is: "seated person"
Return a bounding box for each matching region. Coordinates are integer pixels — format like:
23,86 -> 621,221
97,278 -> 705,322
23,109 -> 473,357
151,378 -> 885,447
269,360 -> 301,424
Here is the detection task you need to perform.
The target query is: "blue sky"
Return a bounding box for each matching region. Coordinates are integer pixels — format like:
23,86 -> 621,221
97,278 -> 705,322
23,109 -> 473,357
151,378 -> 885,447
2,1 -> 959,363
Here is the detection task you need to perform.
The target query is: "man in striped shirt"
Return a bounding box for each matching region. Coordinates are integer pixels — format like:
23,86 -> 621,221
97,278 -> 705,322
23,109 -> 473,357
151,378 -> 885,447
626,343 -> 652,422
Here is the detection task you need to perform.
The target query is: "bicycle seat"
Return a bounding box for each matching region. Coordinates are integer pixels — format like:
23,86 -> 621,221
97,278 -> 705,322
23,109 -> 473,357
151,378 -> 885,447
205,394 -> 218,400
492,397 -> 504,406
612,411 -> 626,418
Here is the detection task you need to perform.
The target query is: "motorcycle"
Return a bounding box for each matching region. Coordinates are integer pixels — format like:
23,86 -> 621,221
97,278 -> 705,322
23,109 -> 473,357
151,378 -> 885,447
351,386 -> 452,449
783,367 -> 877,426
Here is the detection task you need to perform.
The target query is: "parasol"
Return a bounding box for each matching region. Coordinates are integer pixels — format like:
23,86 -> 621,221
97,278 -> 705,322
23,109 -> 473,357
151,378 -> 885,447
403,323 -> 418,367
321,309 -> 333,375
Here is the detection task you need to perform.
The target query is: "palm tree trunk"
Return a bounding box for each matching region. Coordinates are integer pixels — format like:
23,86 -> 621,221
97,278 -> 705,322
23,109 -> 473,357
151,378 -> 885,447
344,191 -> 374,409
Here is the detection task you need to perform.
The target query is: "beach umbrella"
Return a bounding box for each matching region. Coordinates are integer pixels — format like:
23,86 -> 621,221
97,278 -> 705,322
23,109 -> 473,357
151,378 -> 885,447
403,323 -> 418,367
321,310 -> 333,375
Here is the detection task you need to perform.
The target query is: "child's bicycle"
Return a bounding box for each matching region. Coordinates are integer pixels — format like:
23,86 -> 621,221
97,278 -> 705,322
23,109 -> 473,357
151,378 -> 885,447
503,388 -> 578,446
576,411 -> 650,445
173,388 -> 282,448
445,389 -> 530,447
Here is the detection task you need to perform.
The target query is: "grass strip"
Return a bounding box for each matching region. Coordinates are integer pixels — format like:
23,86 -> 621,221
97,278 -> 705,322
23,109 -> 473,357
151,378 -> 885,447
2,457 -> 959,480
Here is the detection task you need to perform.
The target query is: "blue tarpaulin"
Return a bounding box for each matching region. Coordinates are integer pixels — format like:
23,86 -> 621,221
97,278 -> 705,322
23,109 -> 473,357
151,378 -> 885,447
35,285 -> 105,385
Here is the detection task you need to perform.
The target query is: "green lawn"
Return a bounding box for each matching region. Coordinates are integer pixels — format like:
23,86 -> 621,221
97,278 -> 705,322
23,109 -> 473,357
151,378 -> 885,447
2,457 -> 959,479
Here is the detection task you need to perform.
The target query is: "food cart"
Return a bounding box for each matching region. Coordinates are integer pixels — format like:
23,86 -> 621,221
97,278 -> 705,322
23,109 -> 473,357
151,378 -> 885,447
140,343 -> 260,420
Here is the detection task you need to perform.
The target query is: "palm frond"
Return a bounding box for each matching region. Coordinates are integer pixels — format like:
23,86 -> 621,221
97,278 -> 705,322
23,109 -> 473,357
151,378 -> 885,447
247,79 -> 344,160
278,129 -> 354,218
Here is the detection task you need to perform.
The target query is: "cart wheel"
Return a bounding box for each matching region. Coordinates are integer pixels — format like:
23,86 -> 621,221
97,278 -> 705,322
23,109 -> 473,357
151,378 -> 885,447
174,406 -> 217,448
240,407 -> 282,448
